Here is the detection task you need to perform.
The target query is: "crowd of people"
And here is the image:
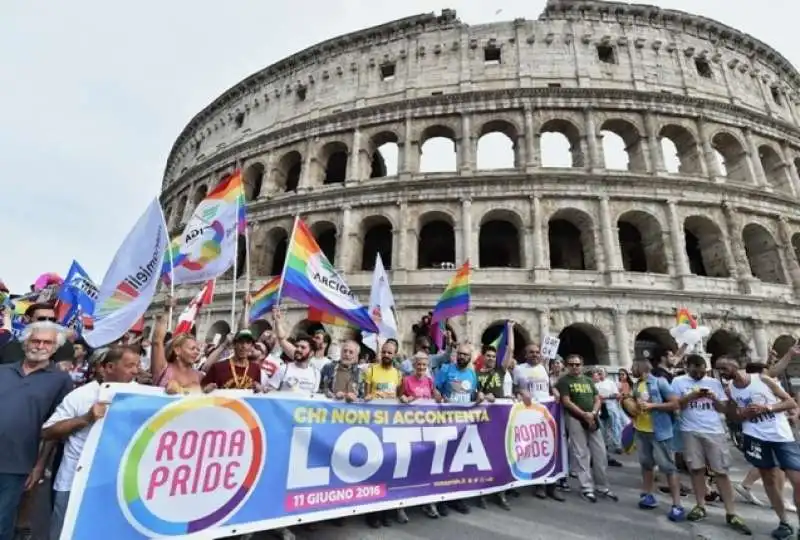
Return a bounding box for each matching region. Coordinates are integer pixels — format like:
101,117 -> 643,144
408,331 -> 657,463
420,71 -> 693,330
2,298 -> 800,540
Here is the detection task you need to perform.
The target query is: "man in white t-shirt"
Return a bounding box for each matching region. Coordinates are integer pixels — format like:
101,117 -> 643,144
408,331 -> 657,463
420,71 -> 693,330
267,335 -> 321,394
513,343 -> 554,403
671,354 -> 750,535
272,310 -> 330,374
42,346 -> 140,540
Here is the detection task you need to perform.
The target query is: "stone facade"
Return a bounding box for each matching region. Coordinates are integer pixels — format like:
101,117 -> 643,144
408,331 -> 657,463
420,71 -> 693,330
152,1 -> 800,368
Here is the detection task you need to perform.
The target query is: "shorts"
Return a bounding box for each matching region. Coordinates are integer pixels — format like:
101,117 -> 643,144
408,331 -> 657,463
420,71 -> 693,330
682,432 -> 731,474
742,434 -> 800,471
635,430 -> 677,474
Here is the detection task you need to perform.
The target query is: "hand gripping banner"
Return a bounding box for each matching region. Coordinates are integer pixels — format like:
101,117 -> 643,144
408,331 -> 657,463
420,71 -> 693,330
62,386 -> 567,540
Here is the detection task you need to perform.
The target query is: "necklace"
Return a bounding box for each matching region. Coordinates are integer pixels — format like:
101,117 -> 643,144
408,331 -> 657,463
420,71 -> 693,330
228,359 -> 251,389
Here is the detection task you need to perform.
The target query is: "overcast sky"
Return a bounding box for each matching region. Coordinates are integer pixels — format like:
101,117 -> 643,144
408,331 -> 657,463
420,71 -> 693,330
2,0 -> 798,292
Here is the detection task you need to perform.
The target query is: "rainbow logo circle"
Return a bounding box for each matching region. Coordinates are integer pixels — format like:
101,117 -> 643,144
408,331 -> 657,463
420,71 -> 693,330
505,402 -> 559,480
172,220 -> 226,271
117,396 -> 265,537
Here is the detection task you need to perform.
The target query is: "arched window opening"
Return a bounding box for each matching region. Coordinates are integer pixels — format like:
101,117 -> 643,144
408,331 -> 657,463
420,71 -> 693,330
540,119 -> 583,168
683,216 -> 729,278
243,163 -> 265,201
275,151 -> 303,193
311,222 -> 337,264
321,142 -> 348,185
795,158 -> 800,183
707,329 -> 749,368
163,206 -> 173,228
476,121 -> 518,170
792,233 -> 800,266
175,195 -> 188,224
711,132 -> 749,182
205,320 -> 231,343
557,323 -> 609,365
235,234 -> 247,277
478,219 -> 521,268
634,328 -> 677,362
369,132 -> 400,178
481,322 -> 530,361
759,145 -> 790,193
267,229 -> 289,277
292,318 -> 326,338
249,319 -> 272,338
548,209 -> 597,271
192,184 -> 208,208
361,218 -> 393,271
659,125 -> 701,175
418,217 -> 455,269
617,211 -> 668,274
742,223 -> 786,284
600,119 -> 646,172
419,126 -> 457,173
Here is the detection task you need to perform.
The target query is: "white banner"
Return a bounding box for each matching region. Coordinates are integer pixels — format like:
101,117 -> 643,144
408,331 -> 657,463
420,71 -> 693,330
362,253 -> 398,351
84,199 -> 168,348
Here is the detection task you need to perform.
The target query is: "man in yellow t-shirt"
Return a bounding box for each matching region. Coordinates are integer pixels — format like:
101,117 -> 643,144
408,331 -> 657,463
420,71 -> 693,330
365,339 -> 402,399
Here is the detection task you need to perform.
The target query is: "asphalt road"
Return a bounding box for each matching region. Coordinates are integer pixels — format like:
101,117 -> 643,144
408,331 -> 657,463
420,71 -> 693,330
27,450 -> 793,540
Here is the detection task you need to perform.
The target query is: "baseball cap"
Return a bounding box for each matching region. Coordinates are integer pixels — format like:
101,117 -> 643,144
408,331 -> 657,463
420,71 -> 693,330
233,329 -> 255,343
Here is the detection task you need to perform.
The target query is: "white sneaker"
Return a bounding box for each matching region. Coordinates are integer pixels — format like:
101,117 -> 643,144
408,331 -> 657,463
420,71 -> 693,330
396,508 -> 409,523
734,483 -> 765,506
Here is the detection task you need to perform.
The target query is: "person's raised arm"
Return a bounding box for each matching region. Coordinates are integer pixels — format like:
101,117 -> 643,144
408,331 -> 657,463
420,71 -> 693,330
272,307 -> 296,358
769,342 -> 800,378
150,309 -> 170,384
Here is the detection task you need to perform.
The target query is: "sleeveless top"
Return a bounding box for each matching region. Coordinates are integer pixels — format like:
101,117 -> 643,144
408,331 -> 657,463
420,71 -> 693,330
728,374 -> 794,443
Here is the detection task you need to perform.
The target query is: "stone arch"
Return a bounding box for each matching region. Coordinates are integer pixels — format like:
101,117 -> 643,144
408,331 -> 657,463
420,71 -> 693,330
478,209 -> 523,268
758,145 -> 791,193
683,215 -> 730,278
659,124 -> 702,175
360,215 -> 393,271
418,211 -> 456,269
261,227 -> 289,276
243,163 -> 265,201
320,141 -> 348,185
249,319 -> 272,338
175,194 -> 188,224
706,329 -> 749,367
419,125 -> 457,173
369,131 -> 400,178
634,327 -> 677,361
539,118 -> 584,168
617,210 -> 668,274
599,118 -> 647,172
310,221 -> 338,264
476,119 -> 519,170
772,334 -> 796,357
273,150 -> 303,192
742,223 -> 786,284
711,131 -> 749,183
205,320 -> 231,342
548,208 -> 597,271
557,323 -> 609,365
191,184 -> 208,208
481,320 -> 531,361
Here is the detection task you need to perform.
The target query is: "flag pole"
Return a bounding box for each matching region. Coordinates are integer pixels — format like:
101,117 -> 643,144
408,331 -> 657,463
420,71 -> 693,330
158,201 -> 176,330
230,228 -> 239,330
245,222 -> 252,300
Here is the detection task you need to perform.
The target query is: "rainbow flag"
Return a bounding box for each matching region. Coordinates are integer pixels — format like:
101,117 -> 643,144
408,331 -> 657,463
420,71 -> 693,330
430,319 -> 446,352
676,307 -> 697,329
430,261 -> 471,324
307,307 -> 357,329
250,276 -> 280,322
281,218 -> 378,333
162,170 -> 247,285
490,322 -> 510,366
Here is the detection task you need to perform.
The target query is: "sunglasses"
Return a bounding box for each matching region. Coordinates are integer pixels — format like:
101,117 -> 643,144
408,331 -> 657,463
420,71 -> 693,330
35,316 -> 57,322
567,362 -> 582,367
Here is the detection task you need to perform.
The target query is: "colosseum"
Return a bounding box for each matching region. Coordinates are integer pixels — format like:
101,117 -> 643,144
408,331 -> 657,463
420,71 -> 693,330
153,0 -> 800,371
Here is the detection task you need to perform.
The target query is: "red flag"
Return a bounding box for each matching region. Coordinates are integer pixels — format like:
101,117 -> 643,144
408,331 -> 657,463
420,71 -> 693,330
129,315 -> 145,334
175,281 -> 215,335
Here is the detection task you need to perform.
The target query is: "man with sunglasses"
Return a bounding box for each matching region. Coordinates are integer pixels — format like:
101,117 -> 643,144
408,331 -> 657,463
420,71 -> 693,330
0,304 -> 75,365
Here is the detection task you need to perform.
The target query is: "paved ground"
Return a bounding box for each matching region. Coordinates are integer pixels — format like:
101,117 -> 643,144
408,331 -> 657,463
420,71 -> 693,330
26,449 -> 795,540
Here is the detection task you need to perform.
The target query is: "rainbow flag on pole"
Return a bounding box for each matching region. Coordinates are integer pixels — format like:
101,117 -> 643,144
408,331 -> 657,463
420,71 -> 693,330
162,170 -> 247,285
280,218 -> 378,333
307,307 -> 357,329
430,260 -> 471,324
490,321 -> 510,366
249,276 -> 280,322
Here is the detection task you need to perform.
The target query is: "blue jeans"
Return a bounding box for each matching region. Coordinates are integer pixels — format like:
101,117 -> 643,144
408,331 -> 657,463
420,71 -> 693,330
0,474 -> 26,540
742,435 -> 800,471
50,491 -> 70,540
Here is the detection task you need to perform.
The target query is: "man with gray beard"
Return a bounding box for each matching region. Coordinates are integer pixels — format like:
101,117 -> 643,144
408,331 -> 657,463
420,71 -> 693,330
0,322 -> 73,540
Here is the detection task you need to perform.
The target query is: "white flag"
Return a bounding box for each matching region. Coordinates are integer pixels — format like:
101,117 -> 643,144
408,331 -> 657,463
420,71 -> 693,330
362,253 -> 398,352
84,199 -> 168,348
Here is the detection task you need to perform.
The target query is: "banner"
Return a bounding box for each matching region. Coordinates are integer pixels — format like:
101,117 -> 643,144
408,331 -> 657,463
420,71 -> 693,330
63,388 -> 566,540
84,199 -> 168,348
362,253 -> 398,352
